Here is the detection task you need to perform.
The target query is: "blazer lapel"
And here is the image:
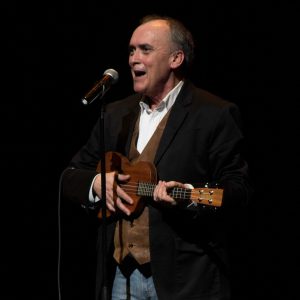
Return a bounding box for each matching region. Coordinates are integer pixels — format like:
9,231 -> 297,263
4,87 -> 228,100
154,81 -> 193,165
123,104 -> 140,156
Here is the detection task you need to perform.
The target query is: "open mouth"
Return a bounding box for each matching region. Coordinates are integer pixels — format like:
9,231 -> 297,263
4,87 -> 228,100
134,70 -> 146,77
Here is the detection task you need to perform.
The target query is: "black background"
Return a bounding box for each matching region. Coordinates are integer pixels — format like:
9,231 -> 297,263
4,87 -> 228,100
8,1 -> 289,299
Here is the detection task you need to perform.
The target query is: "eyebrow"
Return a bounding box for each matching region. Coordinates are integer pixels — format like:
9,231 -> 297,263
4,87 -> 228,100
128,43 -> 154,51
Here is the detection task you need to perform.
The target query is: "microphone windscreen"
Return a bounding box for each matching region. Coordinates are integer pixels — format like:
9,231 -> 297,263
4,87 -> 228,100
103,69 -> 119,84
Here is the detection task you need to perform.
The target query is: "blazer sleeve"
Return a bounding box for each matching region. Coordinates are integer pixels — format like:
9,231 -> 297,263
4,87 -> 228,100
208,103 -> 253,208
60,117 -> 102,208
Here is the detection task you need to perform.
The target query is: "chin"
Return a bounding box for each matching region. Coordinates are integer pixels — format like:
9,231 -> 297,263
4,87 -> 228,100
133,84 -> 145,94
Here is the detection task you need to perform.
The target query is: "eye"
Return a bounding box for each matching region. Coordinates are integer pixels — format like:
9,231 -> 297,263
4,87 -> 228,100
128,46 -> 135,56
140,45 -> 153,54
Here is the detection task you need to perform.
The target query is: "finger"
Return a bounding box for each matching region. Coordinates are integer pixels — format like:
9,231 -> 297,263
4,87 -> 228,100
158,181 -> 177,205
105,192 -> 116,212
153,180 -> 163,201
117,185 -> 133,205
117,173 -> 130,182
165,181 -> 185,188
115,197 -> 132,216
106,201 -> 116,212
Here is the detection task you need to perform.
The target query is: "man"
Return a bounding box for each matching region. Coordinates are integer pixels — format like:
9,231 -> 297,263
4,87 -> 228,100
62,14 -> 252,300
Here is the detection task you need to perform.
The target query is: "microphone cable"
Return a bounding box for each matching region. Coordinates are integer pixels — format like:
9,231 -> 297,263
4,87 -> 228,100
57,168 -> 71,300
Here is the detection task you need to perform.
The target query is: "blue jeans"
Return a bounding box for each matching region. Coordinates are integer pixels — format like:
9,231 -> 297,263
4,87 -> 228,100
111,265 -> 158,300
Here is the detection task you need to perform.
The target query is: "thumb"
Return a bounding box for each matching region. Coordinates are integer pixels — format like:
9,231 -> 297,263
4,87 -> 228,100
117,173 -> 131,181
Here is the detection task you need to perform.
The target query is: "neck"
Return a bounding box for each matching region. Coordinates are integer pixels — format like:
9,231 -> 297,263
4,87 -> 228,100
147,77 -> 183,110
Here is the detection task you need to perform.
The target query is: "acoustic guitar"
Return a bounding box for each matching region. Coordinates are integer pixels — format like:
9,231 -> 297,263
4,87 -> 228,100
96,151 -> 223,219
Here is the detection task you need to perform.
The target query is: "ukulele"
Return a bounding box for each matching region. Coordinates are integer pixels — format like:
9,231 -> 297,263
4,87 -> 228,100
96,151 -> 223,219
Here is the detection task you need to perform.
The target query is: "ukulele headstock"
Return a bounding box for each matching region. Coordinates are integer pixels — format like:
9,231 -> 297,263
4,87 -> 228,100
190,183 -> 223,208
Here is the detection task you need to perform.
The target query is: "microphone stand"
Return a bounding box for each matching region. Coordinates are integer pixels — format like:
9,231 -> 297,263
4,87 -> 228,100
82,81 -> 115,300
99,96 -> 109,300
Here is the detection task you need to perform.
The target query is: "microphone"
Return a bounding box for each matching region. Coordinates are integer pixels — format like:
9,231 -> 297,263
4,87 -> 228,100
81,68 -> 119,105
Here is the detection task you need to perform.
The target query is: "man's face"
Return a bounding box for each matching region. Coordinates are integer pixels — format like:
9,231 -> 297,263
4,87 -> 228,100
128,20 -> 176,99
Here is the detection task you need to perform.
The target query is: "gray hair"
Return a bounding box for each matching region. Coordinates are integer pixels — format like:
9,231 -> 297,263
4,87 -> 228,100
140,14 -> 195,76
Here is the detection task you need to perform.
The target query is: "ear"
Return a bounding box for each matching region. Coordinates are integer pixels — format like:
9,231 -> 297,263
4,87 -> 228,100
169,50 -> 184,69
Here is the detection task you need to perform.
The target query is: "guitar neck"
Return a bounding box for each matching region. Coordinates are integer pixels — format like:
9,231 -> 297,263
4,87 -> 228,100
137,182 -> 156,197
136,182 -> 222,207
137,182 -> 190,198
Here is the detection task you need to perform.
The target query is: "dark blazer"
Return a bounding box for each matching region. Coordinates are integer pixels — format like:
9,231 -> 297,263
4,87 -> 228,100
62,80 -> 252,300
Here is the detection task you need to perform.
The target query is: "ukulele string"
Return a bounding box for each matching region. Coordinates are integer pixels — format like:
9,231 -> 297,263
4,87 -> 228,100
118,182 -> 211,201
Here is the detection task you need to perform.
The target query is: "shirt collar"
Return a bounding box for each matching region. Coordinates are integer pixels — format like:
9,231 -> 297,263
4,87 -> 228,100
139,80 -> 184,112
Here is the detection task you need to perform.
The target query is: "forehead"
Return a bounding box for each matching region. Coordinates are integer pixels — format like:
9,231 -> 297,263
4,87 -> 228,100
130,20 -> 171,46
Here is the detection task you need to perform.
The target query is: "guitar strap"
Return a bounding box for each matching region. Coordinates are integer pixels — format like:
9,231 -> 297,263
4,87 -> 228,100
113,109 -> 172,265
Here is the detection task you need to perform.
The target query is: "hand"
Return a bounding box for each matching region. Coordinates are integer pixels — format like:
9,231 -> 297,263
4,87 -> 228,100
93,171 -> 133,216
153,180 -> 186,206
